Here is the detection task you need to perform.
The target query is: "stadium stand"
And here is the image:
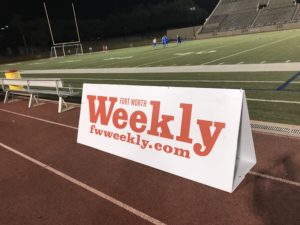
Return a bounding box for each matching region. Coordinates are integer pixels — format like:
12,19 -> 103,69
200,0 -> 300,35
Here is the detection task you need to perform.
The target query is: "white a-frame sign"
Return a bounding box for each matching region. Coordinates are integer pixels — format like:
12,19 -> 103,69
77,84 -> 257,193
231,93 -> 257,191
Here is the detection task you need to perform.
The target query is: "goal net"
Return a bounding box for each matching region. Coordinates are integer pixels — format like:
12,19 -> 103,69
50,43 -> 83,58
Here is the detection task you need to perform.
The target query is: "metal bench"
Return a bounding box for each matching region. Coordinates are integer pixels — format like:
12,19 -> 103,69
0,78 -> 78,113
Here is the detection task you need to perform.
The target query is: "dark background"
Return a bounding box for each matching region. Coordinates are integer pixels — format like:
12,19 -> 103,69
0,0 -> 218,21
0,0 -> 219,56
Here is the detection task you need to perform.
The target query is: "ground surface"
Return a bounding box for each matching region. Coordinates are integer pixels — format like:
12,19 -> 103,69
0,98 -> 299,225
0,29 -> 300,224
1,29 -> 300,125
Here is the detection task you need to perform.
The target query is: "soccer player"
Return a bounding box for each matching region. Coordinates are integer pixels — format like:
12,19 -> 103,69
176,34 -> 182,45
152,38 -> 157,48
161,35 -> 167,48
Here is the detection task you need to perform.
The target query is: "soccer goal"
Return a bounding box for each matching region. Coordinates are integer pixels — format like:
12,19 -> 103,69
44,2 -> 84,58
50,42 -> 83,58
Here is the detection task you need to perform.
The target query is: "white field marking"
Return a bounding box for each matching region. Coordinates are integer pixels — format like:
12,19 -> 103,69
98,45 -> 184,67
138,45 -> 226,67
249,171 -> 300,188
197,50 -> 217,54
0,142 -> 166,225
219,62 -> 224,65
6,62 -> 21,66
202,34 -> 298,65
104,56 -> 133,61
260,61 -> 266,64
247,98 -> 300,104
29,62 -> 47,65
174,52 -> 194,56
58,60 -> 82,64
103,43 -> 225,68
0,109 -> 300,190
15,90 -> 299,105
238,62 -> 244,64
196,50 -> 217,55
122,56 -> 133,59
63,77 -> 292,84
20,62 -> 300,74
286,60 -> 291,63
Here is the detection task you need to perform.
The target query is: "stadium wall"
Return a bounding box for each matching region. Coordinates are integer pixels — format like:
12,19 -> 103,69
196,22 -> 300,39
167,26 -> 201,40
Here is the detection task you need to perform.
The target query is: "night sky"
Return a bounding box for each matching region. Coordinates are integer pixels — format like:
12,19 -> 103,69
0,0 -> 219,23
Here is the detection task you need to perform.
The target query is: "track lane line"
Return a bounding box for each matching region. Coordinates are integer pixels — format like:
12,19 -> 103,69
249,171 -> 300,187
0,108 -> 300,188
0,108 -> 78,130
0,142 -> 167,225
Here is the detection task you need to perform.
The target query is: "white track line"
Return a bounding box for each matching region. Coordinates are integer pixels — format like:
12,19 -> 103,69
0,109 -> 78,130
0,142 -> 166,225
0,108 -> 299,188
249,171 -> 300,187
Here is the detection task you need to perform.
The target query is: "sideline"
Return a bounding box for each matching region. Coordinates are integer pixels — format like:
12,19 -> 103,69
0,108 -> 299,188
19,62 -> 300,73
0,142 -> 166,225
247,98 -> 300,105
55,77 -> 300,84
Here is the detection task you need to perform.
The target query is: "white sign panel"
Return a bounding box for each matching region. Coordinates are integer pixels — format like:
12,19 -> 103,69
77,84 -> 256,193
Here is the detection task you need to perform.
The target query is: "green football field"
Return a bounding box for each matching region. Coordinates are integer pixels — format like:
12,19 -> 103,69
0,29 -> 300,125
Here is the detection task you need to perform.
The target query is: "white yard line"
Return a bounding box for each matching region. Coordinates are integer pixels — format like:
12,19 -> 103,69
58,60 -> 82,64
174,52 -> 194,56
6,63 -> 21,66
202,34 -> 297,65
29,62 -> 47,65
104,56 -> 133,61
0,142 -> 166,225
0,110 -> 299,190
137,45 -> 225,67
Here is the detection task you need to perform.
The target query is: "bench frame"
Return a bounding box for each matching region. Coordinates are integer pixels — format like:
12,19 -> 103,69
1,78 -> 78,113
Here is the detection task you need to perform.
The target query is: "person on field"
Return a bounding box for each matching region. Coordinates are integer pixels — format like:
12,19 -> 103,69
176,34 -> 182,45
102,44 -> 108,53
161,35 -> 168,48
152,38 -> 157,48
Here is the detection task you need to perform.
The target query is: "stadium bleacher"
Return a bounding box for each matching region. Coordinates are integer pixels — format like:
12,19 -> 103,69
200,0 -> 300,34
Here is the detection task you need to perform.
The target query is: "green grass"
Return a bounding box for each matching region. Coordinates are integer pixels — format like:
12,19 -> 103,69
1,29 -> 300,125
